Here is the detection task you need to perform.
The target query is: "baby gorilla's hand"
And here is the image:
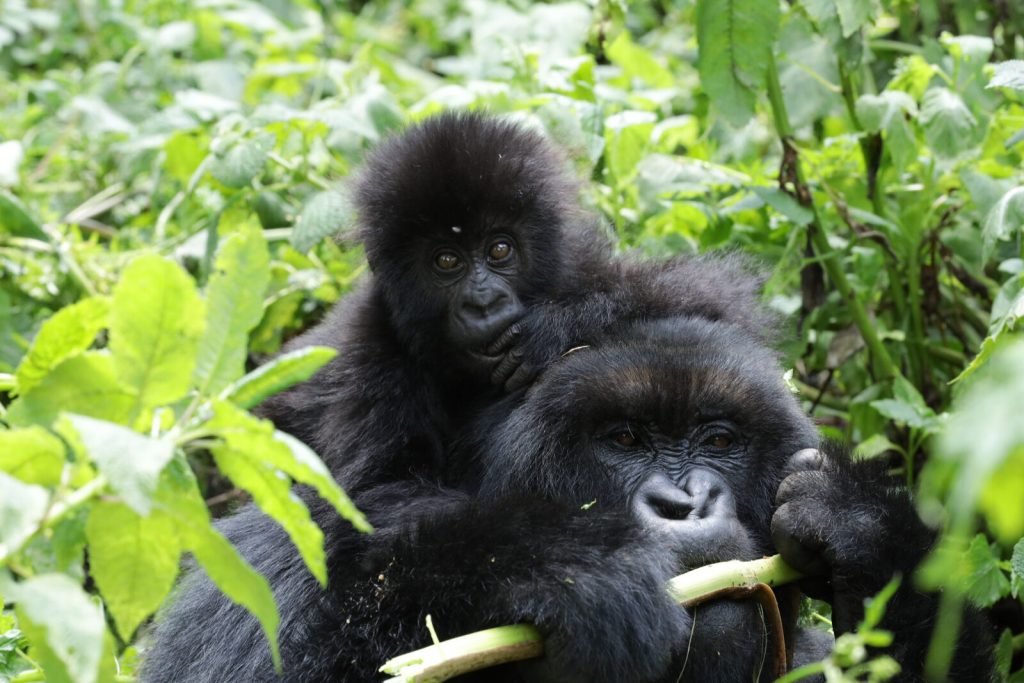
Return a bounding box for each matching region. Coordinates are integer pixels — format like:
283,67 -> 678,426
485,305 -> 577,391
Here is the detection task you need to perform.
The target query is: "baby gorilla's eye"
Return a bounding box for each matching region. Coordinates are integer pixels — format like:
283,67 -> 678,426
488,241 -> 512,261
705,434 -> 733,449
435,252 -> 461,271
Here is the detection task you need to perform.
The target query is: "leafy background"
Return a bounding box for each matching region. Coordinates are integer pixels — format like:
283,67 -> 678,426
1,0 -> 1023,681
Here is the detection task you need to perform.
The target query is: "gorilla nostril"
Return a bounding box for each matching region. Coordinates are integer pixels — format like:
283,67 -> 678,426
651,498 -> 694,521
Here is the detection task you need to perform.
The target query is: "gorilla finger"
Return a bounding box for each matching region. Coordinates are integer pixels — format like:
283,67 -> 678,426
504,363 -> 538,392
775,470 -> 830,506
491,350 -> 524,386
771,503 -> 829,578
783,448 -> 824,476
486,323 -> 522,355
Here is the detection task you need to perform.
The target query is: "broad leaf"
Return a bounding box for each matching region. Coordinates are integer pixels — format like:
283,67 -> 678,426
982,186 -> 1024,261
222,345 -> 337,409
210,132 -> 274,188
291,190 -> 350,253
86,502 -> 182,638
194,229 -> 270,395
66,414 -> 174,515
7,354 -> 135,428
0,190 -> 47,240
0,472 -> 49,560
0,426 -> 65,485
110,255 -> 205,415
987,60 -> 1024,91
696,0 -> 779,127
920,87 -> 977,158
14,297 -> 109,396
8,574 -> 105,683
855,91 -> 918,170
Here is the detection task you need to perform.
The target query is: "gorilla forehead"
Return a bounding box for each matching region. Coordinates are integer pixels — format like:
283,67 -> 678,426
533,318 -> 807,435
353,111 -> 576,260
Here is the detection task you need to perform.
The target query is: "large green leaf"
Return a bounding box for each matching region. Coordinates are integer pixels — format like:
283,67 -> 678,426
153,459 -> 280,668
982,186 -> 1024,261
987,60 -> 1024,91
6,353 -> 135,428
210,132 -> 274,189
110,255 -> 205,416
193,229 -> 270,395
855,91 -> 918,170
0,426 -> 66,485
8,574 -> 106,683
920,87 -> 977,158
0,190 -> 47,240
222,345 -> 337,408
696,0 -> 779,127
86,501 -> 182,639
0,472 -> 49,560
14,297 -> 110,396
66,414 -> 174,515
291,190 -> 350,253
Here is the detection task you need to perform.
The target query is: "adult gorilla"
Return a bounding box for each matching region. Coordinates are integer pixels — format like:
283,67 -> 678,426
141,317 -> 994,682
257,111 -> 773,491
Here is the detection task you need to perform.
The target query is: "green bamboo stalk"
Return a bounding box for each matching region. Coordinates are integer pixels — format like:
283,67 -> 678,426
379,555 -> 801,683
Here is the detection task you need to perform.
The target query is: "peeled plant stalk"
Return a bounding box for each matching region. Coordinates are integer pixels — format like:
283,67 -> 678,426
380,554 -> 802,682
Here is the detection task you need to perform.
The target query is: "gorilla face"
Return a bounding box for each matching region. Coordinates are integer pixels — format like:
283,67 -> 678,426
480,316 -> 819,569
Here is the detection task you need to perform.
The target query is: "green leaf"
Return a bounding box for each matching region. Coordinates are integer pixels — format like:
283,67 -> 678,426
0,472 -> 49,560
1011,538 -> 1024,599
222,346 -> 337,409
194,229 -> 270,396
855,91 -> 918,169
110,255 -> 205,415
853,433 -> 899,460
211,438 -> 326,584
606,32 -> 673,88
979,448 -> 1024,542
0,426 -> 66,485
987,60 -> 1024,91
750,186 -> 813,225
65,414 -> 174,515
604,112 -> 655,185
206,401 -> 370,532
982,186 -> 1024,261
696,0 -> 779,126
964,534 -> 1010,607
870,398 -> 937,430
15,297 -> 109,396
0,190 -> 48,240
210,132 -> 274,188
291,190 -> 350,253
7,353 -> 135,428
153,460 -> 280,668
8,574 -> 105,683
835,0 -> 875,37
86,502 -> 182,639
919,87 -> 977,158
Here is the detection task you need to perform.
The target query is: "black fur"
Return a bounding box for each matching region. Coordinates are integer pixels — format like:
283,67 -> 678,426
256,111 -> 776,491
143,317 -> 994,682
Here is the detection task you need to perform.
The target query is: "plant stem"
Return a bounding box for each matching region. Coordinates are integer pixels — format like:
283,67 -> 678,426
764,52 -> 900,382
379,555 -> 802,682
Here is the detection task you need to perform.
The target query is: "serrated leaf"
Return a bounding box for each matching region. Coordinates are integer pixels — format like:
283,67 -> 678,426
965,534 -> 1010,607
194,229 -> 270,396
0,426 -> 66,485
211,440 -> 326,584
111,255 -> 204,416
988,60 -> 1024,91
66,414 -> 174,515
696,0 -> 779,126
210,132 -> 274,188
291,190 -> 350,253
8,574 -> 105,683
0,472 -> 49,560
206,401 -> 370,533
982,186 -> 1024,262
152,460 -> 279,668
15,297 -> 109,396
6,353 -> 135,428
222,346 -> 337,409
920,87 -> 977,158
870,399 -> 931,428
86,502 -> 181,638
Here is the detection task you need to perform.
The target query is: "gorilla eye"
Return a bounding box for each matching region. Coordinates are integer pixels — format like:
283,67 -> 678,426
434,252 -> 461,271
610,429 -> 638,448
706,434 -> 733,449
488,241 -> 512,261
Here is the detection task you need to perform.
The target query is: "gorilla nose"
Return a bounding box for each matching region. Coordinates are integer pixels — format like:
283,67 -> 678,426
632,471 -> 733,527
462,288 -> 511,319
